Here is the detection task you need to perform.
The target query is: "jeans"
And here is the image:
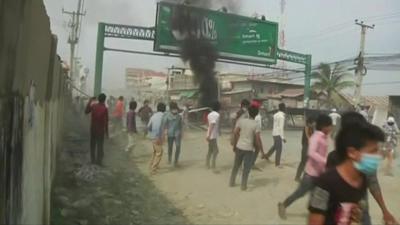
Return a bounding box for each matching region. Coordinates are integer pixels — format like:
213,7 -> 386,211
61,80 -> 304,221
362,195 -> 371,225
295,143 -> 308,180
90,133 -> 104,165
283,174 -> 316,208
266,135 -> 283,166
229,149 -> 254,189
252,149 -> 259,166
168,136 -> 181,165
206,139 -> 219,169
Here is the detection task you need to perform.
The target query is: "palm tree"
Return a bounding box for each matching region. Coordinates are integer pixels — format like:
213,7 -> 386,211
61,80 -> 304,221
312,63 -> 354,108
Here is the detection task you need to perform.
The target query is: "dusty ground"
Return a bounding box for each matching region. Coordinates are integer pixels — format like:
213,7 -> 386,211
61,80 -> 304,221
52,113 -> 400,225
51,112 -> 189,225
132,126 -> 400,225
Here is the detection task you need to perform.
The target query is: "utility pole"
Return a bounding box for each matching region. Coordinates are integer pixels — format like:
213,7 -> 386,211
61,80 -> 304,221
63,0 -> 86,89
353,19 -> 374,110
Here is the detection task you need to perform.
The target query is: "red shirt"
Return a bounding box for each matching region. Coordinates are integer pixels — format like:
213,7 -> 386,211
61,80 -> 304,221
86,102 -> 109,136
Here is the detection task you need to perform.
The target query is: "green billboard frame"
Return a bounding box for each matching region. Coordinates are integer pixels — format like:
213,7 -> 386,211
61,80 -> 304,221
93,3 -> 312,108
154,2 -> 279,65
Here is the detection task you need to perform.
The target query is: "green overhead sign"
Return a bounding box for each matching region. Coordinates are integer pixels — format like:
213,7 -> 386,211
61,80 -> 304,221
154,2 -> 279,64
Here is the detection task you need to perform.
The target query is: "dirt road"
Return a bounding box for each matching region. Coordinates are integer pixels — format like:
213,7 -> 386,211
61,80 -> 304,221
51,111 -> 190,225
131,129 -> 400,225
52,109 -> 400,224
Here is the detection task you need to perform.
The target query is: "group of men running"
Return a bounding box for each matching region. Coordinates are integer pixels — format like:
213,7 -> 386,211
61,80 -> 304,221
84,93 -> 398,224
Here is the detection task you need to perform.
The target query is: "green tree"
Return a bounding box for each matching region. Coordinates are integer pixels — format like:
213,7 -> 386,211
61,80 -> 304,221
312,63 -> 354,108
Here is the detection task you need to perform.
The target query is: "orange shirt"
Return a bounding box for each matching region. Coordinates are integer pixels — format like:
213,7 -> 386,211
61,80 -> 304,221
112,100 -> 124,118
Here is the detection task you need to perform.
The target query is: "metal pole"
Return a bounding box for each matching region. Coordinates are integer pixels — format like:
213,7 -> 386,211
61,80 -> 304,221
354,20 -> 374,109
167,68 -> 170,102
94,23 -> 105,96
75,0 -> 83,36
69,12 -> 76,84
70,39 -> 75,81
304,54 -> 312,109
104,47 -> 305,73
63,0 -> 85,94
217,74 -> 221,101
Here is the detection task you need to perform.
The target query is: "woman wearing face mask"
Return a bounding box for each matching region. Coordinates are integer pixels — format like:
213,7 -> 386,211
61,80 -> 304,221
308,123 -> 385,225
382,117 -> 399,176
164,102 -> 184,168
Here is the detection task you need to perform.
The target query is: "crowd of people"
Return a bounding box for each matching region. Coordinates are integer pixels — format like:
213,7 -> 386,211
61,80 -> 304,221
84,93 -> 399,225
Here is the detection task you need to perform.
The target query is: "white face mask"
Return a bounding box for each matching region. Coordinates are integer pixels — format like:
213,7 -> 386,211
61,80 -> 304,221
171,109 -> 178,114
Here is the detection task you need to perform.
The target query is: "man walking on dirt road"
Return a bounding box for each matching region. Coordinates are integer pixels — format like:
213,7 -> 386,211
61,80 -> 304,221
230,105 -> 265,191
278,114 -> 332,220
265,103 -> 286,167
206,101 -> 221,171
85,93 -> 109,166
139,100 -> 153,137
164,101 -> 184,167
148,102 -> 166,175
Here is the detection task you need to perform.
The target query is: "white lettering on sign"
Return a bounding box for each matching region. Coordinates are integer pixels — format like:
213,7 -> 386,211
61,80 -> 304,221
277,51 -> 306,64
242,34 -> 256,39
184,16 -> 218,40
200,17 -> 217,40
257,50 -> 269,56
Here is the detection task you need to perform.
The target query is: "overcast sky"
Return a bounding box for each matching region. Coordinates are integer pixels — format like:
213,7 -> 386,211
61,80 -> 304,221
44,0 -> 400,95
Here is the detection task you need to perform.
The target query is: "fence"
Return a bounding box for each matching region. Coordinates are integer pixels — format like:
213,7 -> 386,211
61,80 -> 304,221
0,0 -> 70,224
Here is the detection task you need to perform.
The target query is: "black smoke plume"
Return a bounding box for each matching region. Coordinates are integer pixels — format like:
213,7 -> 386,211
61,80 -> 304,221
170,3 -> 219,107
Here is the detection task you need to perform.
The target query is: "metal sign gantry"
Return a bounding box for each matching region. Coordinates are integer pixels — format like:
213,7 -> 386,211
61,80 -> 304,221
94,21 -> 312,107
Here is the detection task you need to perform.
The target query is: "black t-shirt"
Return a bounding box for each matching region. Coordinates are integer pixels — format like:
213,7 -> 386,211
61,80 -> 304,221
326,151 -> 340,169
326,151 -> 380,192
309,168 -> 367,225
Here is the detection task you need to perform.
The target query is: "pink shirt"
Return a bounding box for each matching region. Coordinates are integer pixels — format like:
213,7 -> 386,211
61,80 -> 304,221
305,131 -> 329,177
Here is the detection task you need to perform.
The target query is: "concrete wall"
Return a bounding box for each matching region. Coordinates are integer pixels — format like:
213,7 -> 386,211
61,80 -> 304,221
0,0 -> 68,224
389,96 -> 400,125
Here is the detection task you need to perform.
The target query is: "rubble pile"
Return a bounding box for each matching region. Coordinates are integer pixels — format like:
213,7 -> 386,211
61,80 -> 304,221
74,164 -> 111,182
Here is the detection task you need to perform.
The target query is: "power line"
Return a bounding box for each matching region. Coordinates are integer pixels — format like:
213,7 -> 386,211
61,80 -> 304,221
289,11 -> 400,41
362,12 -> 400,21
290,26 -> 357,46
364,81 -> 400,86
288,11 -> 400,49
104,47 -> 305,72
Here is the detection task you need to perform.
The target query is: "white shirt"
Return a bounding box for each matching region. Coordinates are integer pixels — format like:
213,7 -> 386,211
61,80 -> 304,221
255,114 -> 262,130
272,111 -> 285,138
234,109 -> 249,127
329,112 -> 341,126
207,111 -> 220,140
360,110 -> 369,121
236,118 -> 260,151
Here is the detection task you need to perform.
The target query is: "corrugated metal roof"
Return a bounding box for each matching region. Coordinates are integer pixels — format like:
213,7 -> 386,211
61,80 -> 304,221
126,68 -> 167,78
340,93 -> 389,108
231,78 -> 304,87
278,88 -> 304,97
222,89 -> 253,95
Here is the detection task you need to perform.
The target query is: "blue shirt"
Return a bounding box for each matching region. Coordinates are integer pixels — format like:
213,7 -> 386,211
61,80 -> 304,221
164,111 -> 183,138
147,112 -> 165,140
